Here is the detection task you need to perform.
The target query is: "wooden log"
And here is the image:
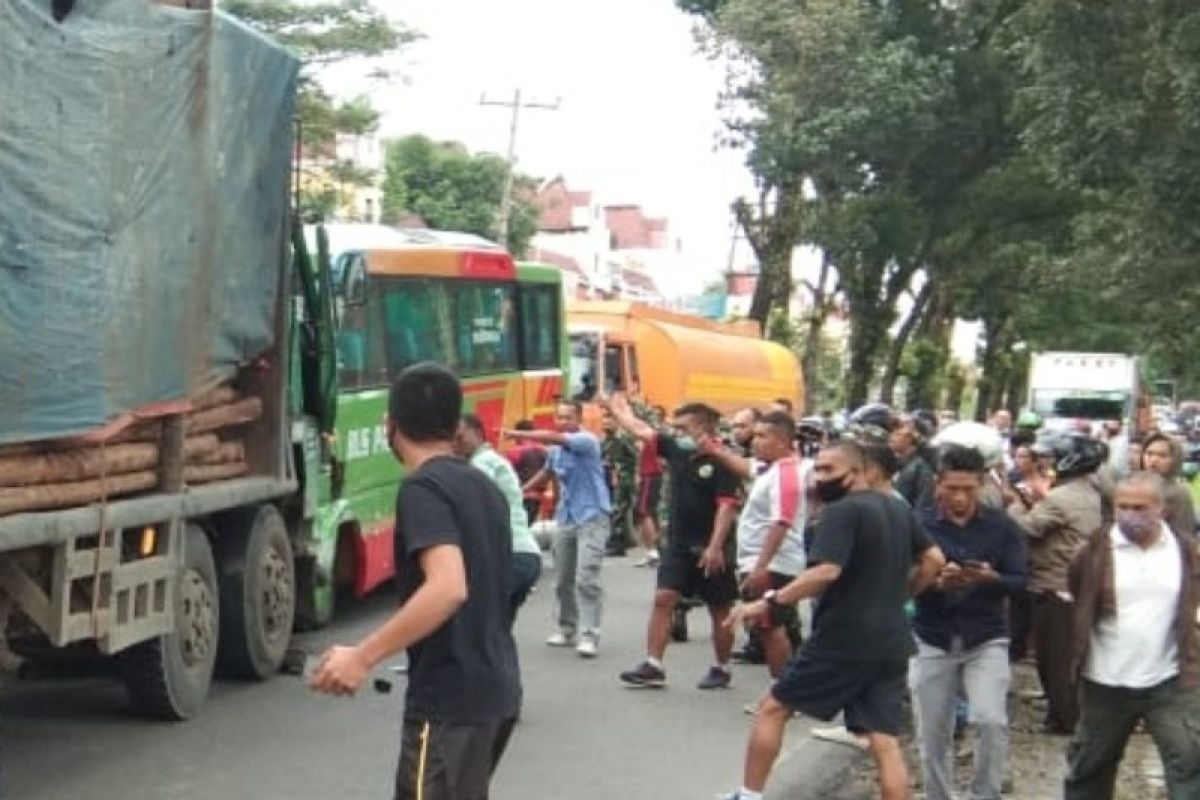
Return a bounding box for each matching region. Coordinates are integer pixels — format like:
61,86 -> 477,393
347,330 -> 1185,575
0,471 -> 158,517
190,384 -> 239,413
0,443 -> 160,487
184,461 -> 249,484
185,398 -> 262,436
186,441 -> 245,467
183,434 -> 221,460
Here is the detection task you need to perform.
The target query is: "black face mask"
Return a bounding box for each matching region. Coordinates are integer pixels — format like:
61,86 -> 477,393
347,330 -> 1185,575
816,473 -> 852,504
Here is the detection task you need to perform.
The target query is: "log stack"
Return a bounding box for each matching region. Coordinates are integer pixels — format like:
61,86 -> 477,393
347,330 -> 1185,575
0,384 -> 259,518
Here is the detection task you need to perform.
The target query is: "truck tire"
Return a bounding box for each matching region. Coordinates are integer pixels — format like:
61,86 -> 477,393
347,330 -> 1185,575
118,524 -> 219,721
215,504 -> 295,680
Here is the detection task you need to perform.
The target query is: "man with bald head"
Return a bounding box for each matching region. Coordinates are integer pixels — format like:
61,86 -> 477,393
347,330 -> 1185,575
1065,472 -> 1200,799
730,407 -> 763,458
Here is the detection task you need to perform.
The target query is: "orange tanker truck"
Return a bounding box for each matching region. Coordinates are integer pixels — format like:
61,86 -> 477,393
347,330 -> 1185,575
565,301 -> 803,419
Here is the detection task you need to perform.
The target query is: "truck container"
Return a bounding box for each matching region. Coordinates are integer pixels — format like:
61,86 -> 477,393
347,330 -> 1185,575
0,0 -> 309,719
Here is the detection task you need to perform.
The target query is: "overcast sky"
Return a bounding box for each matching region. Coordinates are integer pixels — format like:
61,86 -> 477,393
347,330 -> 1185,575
323,0 -> 755,292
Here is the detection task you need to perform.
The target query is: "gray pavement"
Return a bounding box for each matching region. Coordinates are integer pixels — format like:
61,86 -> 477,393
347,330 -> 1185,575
3,553 -> 802,800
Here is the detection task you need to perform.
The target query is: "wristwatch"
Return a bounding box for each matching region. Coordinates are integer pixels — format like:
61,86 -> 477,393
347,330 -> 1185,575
763,589 -> 783,608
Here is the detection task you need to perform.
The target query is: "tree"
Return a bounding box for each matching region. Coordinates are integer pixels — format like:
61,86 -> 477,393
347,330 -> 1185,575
381,135 -> 540,256
692,0 -> 950,407
1011,0 -> 1200,395
224,0 -> 415,216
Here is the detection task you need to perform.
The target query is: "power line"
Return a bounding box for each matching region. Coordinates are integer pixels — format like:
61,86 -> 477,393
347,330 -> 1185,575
480,89 -> 560,249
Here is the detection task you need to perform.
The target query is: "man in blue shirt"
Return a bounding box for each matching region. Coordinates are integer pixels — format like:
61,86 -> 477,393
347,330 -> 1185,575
507,400 -> 610,658
911,445 -> 1027,800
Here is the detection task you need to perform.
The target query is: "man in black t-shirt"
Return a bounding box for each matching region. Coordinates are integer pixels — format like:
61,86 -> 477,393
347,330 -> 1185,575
721,440 -> 945,800
311,362 -> 521,800
608,395 -> 742,690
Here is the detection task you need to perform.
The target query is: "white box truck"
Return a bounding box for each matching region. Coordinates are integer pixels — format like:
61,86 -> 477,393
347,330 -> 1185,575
1026,352 -> 1148,435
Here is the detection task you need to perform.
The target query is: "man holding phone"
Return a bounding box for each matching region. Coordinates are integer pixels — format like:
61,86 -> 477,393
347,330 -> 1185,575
910,446 -> 1028,800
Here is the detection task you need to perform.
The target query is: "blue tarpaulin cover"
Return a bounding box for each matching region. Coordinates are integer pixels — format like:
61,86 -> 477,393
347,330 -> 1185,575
0,0 -> 298,444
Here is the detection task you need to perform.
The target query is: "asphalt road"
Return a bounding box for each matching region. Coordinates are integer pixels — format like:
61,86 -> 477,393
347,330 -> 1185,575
3,553 -> 798,800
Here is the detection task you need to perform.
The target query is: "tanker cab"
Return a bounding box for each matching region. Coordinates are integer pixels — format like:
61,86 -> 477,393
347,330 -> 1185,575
567,330 -> 639,407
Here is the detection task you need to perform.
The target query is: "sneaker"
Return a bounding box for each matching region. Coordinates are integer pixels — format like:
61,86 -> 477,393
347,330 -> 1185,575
742,702 -> 760,716
619,660 -> 666,688
545,631 -> 575,647
633,550 -> 660,567
697,666 -> 732,690
576,635 -> 598,659
811,726 -> 869,751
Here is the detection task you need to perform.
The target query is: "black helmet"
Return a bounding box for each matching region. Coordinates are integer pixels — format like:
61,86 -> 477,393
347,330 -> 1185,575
1036,432 -> 1106,478
797,416 -> 827,438
850,403 -> 895,430
912,409 -> 940,437
848,403 -> 894,445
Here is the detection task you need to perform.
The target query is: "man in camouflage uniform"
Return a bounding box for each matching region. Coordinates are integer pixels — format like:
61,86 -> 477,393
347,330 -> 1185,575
602,410 -> 640,556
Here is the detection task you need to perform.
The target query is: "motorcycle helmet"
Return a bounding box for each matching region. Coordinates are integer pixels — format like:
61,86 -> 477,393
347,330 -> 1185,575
848,403 -> 895,445
932,421 -> 1005,469
1016,410 -> 1043,431
1035,432 -> 1106,478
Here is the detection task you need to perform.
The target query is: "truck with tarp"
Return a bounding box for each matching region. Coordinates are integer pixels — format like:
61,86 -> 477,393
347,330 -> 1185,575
0,0 -> 314,720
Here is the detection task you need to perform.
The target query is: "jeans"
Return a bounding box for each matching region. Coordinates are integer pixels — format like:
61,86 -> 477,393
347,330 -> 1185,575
1065,678 -> 1200,800
910,637 -> 1011,800
551,515 -> 608,637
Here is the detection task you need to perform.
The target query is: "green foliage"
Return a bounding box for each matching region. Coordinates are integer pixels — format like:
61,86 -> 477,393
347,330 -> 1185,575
766,310 -> 845,412
225,0 -> 413,216
381,135 -> 539,256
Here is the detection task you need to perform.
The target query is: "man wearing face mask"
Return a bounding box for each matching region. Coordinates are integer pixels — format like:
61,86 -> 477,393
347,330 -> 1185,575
608,395 -> 742,690
721,441 -> 946,800
1064,472 -> 1200,799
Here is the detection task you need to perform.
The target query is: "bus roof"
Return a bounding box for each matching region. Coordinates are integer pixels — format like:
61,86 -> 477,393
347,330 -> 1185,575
516,262 -> 563,285
361,246 -> 516,280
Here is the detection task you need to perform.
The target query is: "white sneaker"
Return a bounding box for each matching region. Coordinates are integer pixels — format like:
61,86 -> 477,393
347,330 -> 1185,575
640,549 -> 660,567
545,631 -> 575,647
811,726 -> 869,751
576,635 -> 598,658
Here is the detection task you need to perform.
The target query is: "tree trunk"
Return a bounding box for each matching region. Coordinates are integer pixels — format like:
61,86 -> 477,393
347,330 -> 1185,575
879,276 -> 934,406
800,255 -> 833,414
974,318 -> 1010,422
846,310 -> 889,409
734,187 -> 804,331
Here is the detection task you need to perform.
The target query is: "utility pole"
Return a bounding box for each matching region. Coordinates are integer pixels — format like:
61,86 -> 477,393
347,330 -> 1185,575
480,89 -> 560,249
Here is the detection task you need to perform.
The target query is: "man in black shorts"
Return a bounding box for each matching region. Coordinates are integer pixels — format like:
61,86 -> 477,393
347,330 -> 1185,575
608,395 -> 742,690
722,440 -> 945,800
311,363 -> 521,800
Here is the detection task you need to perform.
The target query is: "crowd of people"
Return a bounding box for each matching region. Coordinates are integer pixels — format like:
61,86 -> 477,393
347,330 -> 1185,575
308,361 -> 1199,800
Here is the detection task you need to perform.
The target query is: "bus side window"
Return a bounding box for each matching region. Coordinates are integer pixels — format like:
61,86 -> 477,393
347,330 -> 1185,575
519,284 -> 560,370
378,278 -> 456,374
452,282 -> 518,376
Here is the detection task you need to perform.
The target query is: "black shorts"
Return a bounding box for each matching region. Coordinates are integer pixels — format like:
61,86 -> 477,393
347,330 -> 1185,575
635,474 -> 663,521
738,571 -> 799,630
395,716 -> 516,800
771,654 -> 908,736
657,546 -> 738,608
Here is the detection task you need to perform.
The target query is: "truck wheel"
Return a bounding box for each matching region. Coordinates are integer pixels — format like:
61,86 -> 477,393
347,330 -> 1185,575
216,504 -> 295,680
118,524 -> 219,721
